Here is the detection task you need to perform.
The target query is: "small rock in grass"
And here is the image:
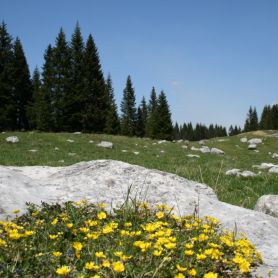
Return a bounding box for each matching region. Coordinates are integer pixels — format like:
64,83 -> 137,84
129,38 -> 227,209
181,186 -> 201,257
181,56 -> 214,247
58,160 -> 64,163
211,147 -> 225,155
97,141 -> 113,149
191,146 -> 200,151
253,163 -> 276,170
88,140 -> 94,143
269,167 -> 278,174
133,151 -> 139,155
199,140 -> 206,145
54,147 -> 59,151
160,150 -> 165,153
68,153 -> 76,156
28,149 -> 38,153
6,136 -> 19,143
176,139 -> 183,143
200,146 -> 210,153
240,170 -> 258,177
187,154 -> 200,158
240,137 -> 248,143
248,138 -> 262,144
158,140 -> 168,144
248,144 -> 257,150
66,139 -> 74,143
152,143 -> 157,145
254,150 -> 259,153
272,153 -> 278,159
73,131 -> 82,134
181,145 -> 188,149
225,169 -> 241,176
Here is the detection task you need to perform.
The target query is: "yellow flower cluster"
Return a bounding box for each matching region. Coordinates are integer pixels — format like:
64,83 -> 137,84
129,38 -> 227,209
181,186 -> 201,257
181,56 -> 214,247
0,202 -> 263,277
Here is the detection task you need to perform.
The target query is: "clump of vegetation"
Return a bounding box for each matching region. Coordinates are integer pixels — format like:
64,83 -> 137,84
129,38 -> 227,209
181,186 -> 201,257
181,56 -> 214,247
0,200 -> 262,277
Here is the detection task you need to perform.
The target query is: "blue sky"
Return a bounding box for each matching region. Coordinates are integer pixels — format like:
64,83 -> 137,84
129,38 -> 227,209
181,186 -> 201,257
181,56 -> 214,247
1,0 -> 278,128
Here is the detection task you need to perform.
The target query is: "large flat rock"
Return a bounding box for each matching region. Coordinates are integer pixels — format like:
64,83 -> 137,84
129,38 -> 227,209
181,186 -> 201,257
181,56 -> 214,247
1,160 -> 278,276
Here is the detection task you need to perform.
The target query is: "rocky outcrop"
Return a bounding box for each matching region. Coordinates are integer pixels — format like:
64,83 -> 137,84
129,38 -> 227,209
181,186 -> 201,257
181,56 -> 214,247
254,195 -> 278,218
6,136 -> 19,143
97,141 -> 113,149
0,160 -> 277,276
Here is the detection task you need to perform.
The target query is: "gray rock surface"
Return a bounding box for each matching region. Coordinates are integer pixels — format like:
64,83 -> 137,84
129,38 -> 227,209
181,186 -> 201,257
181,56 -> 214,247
186,154 -> 200,158
269,166 -> 278,174
272,153 -> 278,159
225,169 -> 258,177
200,146 -> 211,153
254,195 -> 278,218
0,160 -> 277,276
6,136 -> 19,143
97,141 -> 113,149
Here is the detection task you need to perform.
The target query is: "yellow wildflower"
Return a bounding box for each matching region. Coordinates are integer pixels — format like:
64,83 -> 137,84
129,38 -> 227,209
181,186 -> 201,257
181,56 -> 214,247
95,251 -> 106,258
53,251 -> 62,257
184,250 -> 194,256
175,273 -> 185,278
97,211 -> 107,220
56,265 -> 70,275
176,264 -> 187,272
51,218 -> 58,225
188,268 -> 197,276
203,272 -> 218,278
112,261 -> 125,272
156,211 -> 165,219
73,242 -> 83,251
102,260 -> 111,267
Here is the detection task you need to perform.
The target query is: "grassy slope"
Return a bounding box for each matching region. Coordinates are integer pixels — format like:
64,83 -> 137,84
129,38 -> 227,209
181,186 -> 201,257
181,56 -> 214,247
0,131 -> 278,209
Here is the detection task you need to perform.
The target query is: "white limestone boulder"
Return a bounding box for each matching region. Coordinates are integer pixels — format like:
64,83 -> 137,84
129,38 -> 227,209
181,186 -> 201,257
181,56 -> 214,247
254,195 -> 278,218
97,141 -> 113,149
210,147 -> 225,155
272,153 -> 278,159
225,169 -> 258,177
225,168 -> 241,176
200,146 -> 211,153
240,137 -> 248,143
248,138 -> 263,144
186,154 -> 200,158
0,160 -> 278,276
248,144 -> 257,150
269,166 -> 278,174
6,136 -> 19,143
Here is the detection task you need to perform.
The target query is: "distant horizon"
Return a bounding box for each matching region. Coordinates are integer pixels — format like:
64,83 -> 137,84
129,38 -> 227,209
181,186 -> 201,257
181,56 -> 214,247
1,0 -> 278,129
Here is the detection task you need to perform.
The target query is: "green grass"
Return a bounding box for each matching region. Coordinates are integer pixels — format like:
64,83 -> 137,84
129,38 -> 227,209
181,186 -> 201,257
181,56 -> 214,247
1,131 -> 278,209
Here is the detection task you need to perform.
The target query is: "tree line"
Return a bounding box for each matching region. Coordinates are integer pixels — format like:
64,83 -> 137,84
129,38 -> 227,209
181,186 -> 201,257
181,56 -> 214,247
0,22 -> 173,140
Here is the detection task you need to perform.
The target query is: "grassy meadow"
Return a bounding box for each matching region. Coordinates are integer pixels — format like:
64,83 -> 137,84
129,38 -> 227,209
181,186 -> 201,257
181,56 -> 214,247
0,131 -> 278,209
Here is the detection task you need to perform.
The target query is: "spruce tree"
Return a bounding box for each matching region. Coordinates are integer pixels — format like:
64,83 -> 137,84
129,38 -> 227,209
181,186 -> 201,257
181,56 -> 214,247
0,21 -> 14,130
104,74 -> 120,134
271,104 -> 278,129
65,23 -> 85,131
173,122 -> 180,140
250,107 -> 258,131
82,34 -> 108,132
13,37 -> 32,130
244,106 -> 252,132
41,44 -> 55,130
135,106 -> 145,137
120,75 -> 136,136
51,28 -> 71,131
28,67 -> 49,130
145,87 -> 158,138
140,96 -> 148,136
155,91 -> 173,140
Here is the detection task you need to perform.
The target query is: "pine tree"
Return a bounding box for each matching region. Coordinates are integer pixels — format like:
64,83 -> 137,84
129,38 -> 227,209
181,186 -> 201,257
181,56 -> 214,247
65,23 -> 85,131
51,28 -> 71,131
120,75 -> 136,136
271,104 -> 278,129
135,106 -> 145,137
41,44 -> 55,130
13,37 -> 32,130
244,106 -> 253,132
173,122 -> 180,140
155,91 -> 173,140
145,87 -> 158,138
0,21 -> 15,130
82,34 -> 108,132
140,96 -> 148,136
250,107 -> 258,131
27,67 -> 49,130
104,74 -> 120,134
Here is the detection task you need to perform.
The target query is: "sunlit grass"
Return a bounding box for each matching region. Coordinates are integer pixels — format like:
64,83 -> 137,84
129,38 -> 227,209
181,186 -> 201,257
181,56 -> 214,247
0,131 -> 278,208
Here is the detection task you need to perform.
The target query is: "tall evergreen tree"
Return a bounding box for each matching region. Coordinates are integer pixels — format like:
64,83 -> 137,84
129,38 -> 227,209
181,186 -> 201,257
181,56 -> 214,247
27,67 -> 49,130
271,104 -> 278,129
0,21 -> 14,130
82,34 -> 108,132
41,44 -> 55,130
51,28 -> 71,131
140,96 -> 148,136
250,107 -> 258,131
13,37 -> 32,130
260,105 -> 272,130
244,106 -> 253,132
145,87 -> 158,138
135,106 -> 145,137
120,75 -> 136,136
65,23 -> 85,131
155,91 -> 173,140
104,74 -> 120,134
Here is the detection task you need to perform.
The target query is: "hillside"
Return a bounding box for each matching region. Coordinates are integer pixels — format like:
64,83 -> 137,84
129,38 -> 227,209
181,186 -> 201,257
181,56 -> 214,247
0,131 -> 278,209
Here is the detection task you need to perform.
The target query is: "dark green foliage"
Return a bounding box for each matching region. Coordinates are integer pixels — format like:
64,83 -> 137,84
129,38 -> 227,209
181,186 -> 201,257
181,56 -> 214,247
135,106 -> 145,137
145,87 -> 158,138
64,23 -> 85,131
104,74 -> 120,134
0,22 -> 15,130
120,75 -> 137,136
260,104 -> 278,130
13,37 -> 32,130
82,34 -> 108,132
27,67 -> 49,130
154,91 -> 173,140
228,125 -> 242,136
244,106 -> 258,132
